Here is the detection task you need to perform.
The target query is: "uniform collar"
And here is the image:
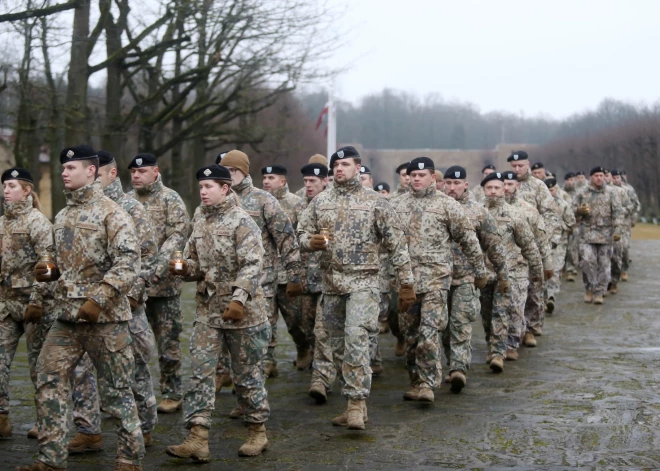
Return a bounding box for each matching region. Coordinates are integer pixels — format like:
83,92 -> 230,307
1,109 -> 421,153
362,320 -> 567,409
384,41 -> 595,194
505,192 -> 518,204
4,196 -> 32,219
274,183 -> 289,200
412,184 -> 436,198
135,174 -> 163,196
65,180 -> 104,206
233,175 -> 253,195
517,170 -> 530,182
333,174 -> 362,195
201,194 -> 236,216
486,195 -> 505,209
103,178 -> 125,202
456,189 -> 470,203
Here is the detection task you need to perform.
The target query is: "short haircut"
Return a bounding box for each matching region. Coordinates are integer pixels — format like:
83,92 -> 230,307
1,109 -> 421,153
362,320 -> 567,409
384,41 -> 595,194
81,157 -> 100,179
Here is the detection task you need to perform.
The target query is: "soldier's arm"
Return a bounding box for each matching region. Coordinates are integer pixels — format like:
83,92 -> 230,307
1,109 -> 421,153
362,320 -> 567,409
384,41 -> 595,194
563,201 -> 576,230
538,184 -> 561,245
154,193 -> 191,281
374,198 -> 414,286
446,203 -> 487,278
263,195 -> 301,282
532,213 -> 553,270
28,213 -> 55,307
232,216 -> 265,304
513,217 -> 543,278
296,200 -> 317,252
478,209 -> 508,280
182,223 -> 203,282
127,205 -> 159,303
611,192 -> 624,237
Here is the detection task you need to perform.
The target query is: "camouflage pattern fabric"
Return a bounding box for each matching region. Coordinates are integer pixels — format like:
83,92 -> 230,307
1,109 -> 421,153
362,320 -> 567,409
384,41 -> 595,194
547,194 -> 575,300
442,283 -> 479,374
506,277 -> 529,350
608,183 -> 633,284
580,243 -> 612,296
480,280 -> 511,356
517,170 -> 560,246
573,183 -> 623,245
310,293 -> 336,389
146,296 -> 183,400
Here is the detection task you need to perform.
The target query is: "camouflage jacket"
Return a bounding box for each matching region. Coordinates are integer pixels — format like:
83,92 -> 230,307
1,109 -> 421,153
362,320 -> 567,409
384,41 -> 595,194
295,186 -> 306,199
558,187 -> 572,204
105,179 -> 158,304
272,184 -> 304,285
624,183 -> 641,221
298,174 -> 413,295
517,170 -> 560,245
553,194 -> 576,245
393,185 -> 486,292
507,193 -> 553,270
233,176 -> 301,296
184,196 -> 267,329
299,193 -> 323,294
573,183 -> 623,244
563,185 -> 578,202
608,183 -> 633,226
129,174 -> 190,298
472,185 -> 485,203
452,190 -> 507,285
390,185 -> 410,204
0,197 -> 54,314
486,196 -> 542,280
52,180 -> 140,323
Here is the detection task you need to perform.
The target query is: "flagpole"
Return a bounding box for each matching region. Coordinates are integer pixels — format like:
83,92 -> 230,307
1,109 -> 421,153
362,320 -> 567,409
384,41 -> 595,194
327,88 -> 336,158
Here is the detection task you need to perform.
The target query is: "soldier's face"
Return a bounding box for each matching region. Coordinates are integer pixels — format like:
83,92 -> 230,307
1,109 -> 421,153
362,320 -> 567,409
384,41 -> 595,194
303,176 -> 326,198
130,166 -> 158,189
378,189 -> 389,195
435,179 -> 444,191
565,177 -> 575,189
613,175 -> 622,185
398,170 -> 410,188
262,174 -> 285,192
483,168 -> 495,177
532,168 -> 546,180
503,179 -> 519,195
3,180 -> 29,203
62,161 -> 95,191
549,186 -> 559,197
510,161 -> 528,177
444,178 -> 468,199
333,159 -> 359,183
360,174 -> 373,188
577,174 -> 586,184
409,169 -> 435,191
226,167 -> 246,187
591,172 -> 604,188
199,180 -> 229,206
484,180 -> 504,197
604,173 -> 612,183
98,165 -> 117,189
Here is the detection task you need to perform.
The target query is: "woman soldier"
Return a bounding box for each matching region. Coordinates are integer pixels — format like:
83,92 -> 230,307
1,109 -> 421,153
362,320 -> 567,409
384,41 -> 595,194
166,164 -> 270,460
0,168 -> 55,439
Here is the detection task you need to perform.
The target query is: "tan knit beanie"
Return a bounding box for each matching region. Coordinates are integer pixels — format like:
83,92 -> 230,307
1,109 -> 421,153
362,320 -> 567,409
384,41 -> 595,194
309,154 -> 327,166
435,169 -> 444,180
221,150 -> 250,176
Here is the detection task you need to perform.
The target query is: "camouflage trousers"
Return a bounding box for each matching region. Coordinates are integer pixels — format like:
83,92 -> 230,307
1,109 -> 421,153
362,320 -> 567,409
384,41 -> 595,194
321,289 -> 379,399
622,227 -> 632,272
507,277 -> 529,349
145,296 -> 182,400
71,306 -> 157,435
442,283 -> 480,375
400,290 -> 448,389
580,243 -> 612,296
387,290 -> 404,343
524,276 -> 545,335
547,243 -> 567,301
0,295 -> 55,414
185,321 -> 270,428
611,238 -> 625,284
480,279 -> 511,356
300,293 -> 318,351
35,320 -> 143,468
368,292 -> 390,369
565,232 -> 580,275
276,284 -> 312,351
310,293 -> 337,389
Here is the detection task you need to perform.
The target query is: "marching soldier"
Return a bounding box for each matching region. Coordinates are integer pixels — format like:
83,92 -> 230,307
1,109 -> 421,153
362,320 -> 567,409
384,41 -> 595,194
563,172 -> 580,281
392,162 -> 410,201
374,182 -> 390,196
603,170 -> 633,294
472,164 -> 496,203
295,154 -> 328,198
612,169 -> 639,281
530,162 -> 546,180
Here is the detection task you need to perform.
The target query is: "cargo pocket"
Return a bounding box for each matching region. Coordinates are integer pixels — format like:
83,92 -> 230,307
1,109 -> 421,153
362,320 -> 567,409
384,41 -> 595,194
238,323 -> 269,366
101,327 -> 133,389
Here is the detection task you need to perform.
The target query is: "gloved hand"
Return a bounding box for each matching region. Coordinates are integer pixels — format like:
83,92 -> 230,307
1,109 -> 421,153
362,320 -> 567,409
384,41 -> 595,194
34,262 -> 60,282
128,297 -> 138,312
474,275 -> 489,290
168,259 -> 190,276
613,234 -> 621,242
531,270 -> 543,283
222,300 -> 244,321
76,299 -> 102,323
576,204 -> 590,216
497,278 -> 511,294
310,234 -> 328,251
544,269 -> 554,280
24,304 -> 43,324
286,281 -> 304,298
397,284 -> 416,313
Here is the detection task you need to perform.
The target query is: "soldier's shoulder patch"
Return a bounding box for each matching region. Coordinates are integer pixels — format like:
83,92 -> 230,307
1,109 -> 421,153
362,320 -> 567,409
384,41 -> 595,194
53,223 -> 66,230
247,210 -> 261,217
77,222 -> 99,231
11,229 -> 28,234
318,203 -> 338,210
215,229 -> 232,237
425,207 -> 445,214
349,204 -> 370,211
496,217 -> 511,223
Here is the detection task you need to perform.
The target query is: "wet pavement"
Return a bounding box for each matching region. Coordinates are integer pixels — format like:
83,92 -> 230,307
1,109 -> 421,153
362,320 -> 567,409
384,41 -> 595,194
3,240 -> 660,470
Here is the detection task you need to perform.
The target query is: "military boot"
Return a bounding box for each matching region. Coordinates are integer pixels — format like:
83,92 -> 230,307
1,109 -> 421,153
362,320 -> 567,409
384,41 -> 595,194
546,297 -> 555,314
0,413 -> 12,438
506,348 -> 519,361
165,425 -> 210,462
238,423 -> 269,457
523,332 -> 537,348
593,294 -> 604,305
394,338 -> 406,357
143,432 -> 153,447
584,291 -> 593,303
566,273 -> 575,282
417,386 -> 434,403
379,321 -> 389,334
371,362 -> 384,376
295,347 -> 313,371
449,371 -> 466,394
215,373 -> 232,393
332,402 -> 368,426
621,272 -> 629,281
67,433 -> 104,453
263,361 -> 278,378
308,381 -> 328,404
403,385 -> 420,401
609,282 -> 618,294
15,461 -> 65,471
27,424 -> 38,439
485,350 -> 494,364
489,355 -> 504,373
113,461 -> 142,471
346,399 -> 366,430
229,403 -> 245,419
157,398 -> 182,414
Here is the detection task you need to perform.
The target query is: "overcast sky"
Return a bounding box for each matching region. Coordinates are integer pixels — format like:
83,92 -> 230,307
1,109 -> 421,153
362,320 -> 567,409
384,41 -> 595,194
323,0 -> 660,119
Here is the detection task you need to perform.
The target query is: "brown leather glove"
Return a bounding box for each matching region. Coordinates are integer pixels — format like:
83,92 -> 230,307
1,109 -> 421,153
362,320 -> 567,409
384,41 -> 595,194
168,259 -> 190,276
474,275 -> 488,290
286,281 -> 304,298
576,204 -> 590,216
24,304 -> 43,324
76,299 -> 102,323
34,262 -> 60,282
222,300 -> 244,321
544,269 -> 554,280
128,297 -> 138,312
613,234 -> 621,242
310,234 -> 328,251
397,284 -> 416,313
497,278 -> 511,294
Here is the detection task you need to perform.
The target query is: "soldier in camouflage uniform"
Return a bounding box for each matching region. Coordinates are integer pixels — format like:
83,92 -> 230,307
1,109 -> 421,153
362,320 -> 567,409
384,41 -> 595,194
391,162 -> 411,202
18,145 -> 144,471
472,164 -> 496,204
295,154 -> 327,198
127,153 -> 190,414
613,169 -> 640,281
530,162 -> 546,180
563,172 -> 580,281
165,165 -> 270,460
0,168 -> 54,440
481,172 -> 543,363
443,166 -> 508,390
544,177 -> 576,312
221,150 -> 302,380
573,167 -> 624,305
69,152 -> 159,453
262,165 -> 312,370
603,170 -> 633,293
298,146 -> 414,429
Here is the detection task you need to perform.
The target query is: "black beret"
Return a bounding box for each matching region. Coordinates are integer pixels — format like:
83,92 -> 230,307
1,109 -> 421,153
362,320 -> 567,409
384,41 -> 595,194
531,162 -> 544,170
482,164 -> 496,172
507,150 -> 529,162
610,169 -> 621,176
481,171 -> 503,187
196,164 -> 231,182
576,170 -> 585,176
621,170 -> 627,176
396,162 -> 410,174
502,171 -> 517,181
329,146 -> 360,168
261,164 -> 287,176
407,157 -> 434,174
128,153 -> 157,169
97,150 -> 115,168
328,168 -> 333,176
590,166 -> 605,176
60,145 -> 97,164
564,172 -> 575,179
215,151 -> 229,165
545,171 -> 555,178
603,168 -> 611,174
545,178 -> 557,189
445,165 -> 467,180
301,163 -> 328,178
374,182 -> 390,192
360,165 -> 371,175
1,167 -> 33,184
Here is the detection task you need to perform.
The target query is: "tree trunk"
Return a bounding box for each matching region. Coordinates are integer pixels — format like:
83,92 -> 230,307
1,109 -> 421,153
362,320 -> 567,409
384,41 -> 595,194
64,0 -> 91,146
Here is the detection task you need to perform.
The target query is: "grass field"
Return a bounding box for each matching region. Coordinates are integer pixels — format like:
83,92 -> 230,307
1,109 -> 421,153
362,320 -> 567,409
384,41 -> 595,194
632,223 -> 660,240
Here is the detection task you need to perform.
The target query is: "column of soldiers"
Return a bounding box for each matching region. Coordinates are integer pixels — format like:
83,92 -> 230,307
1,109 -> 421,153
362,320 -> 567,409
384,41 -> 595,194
0,143 -> 640,470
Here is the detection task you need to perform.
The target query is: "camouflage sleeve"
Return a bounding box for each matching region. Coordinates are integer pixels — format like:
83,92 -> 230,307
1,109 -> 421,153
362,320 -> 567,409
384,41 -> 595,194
611,191 -> 624,237
621,189 -> 634,219
127,204 -> 159,303
628,186 -> 641,219
90,208 -> 140,312
532,213 -> 553,270
155,193 -> 191,280
446,202 -> 487,278
263,196 -> 301,281
28,212 -> 55,307
233,215 -> 265,297
373,198 -> 414,286
562,200 -> 576,230
297,200 -> 317,253
478,209 -> 508,280
538,184 -> 561,245
182,223 -> 203,282
513,217 -> 543,278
